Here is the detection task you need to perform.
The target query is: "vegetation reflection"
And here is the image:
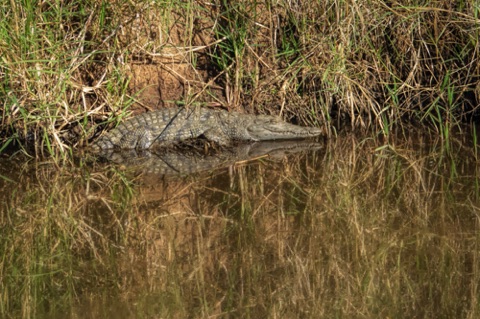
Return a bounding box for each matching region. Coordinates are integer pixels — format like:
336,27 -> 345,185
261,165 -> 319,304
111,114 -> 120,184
1,131 -> 479,318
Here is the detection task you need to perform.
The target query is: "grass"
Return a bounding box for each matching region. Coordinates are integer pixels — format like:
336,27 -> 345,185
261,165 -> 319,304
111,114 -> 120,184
0,0 -> 479,156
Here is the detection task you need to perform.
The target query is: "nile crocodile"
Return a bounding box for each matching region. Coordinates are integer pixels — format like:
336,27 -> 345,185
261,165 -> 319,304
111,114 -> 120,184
92,107 -> 322,151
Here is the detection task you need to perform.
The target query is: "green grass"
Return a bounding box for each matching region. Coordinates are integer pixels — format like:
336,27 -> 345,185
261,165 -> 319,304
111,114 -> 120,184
0,0 -> 479,156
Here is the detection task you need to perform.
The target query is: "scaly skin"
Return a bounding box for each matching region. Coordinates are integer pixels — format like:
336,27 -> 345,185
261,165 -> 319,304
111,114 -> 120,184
91,107 -> 322,151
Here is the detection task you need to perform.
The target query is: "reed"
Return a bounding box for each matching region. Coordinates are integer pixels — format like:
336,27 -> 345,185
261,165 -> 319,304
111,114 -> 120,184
1,1 -> 478,156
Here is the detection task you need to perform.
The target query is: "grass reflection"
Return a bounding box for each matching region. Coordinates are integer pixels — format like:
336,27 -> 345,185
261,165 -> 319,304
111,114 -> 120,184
1,131 -> 479,318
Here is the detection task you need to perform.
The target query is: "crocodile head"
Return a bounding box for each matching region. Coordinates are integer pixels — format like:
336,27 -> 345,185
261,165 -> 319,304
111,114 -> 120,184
246,116 -> 322,141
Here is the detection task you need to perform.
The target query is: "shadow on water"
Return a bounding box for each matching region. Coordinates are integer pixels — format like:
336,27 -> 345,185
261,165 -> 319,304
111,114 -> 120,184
1,131 -> 480,318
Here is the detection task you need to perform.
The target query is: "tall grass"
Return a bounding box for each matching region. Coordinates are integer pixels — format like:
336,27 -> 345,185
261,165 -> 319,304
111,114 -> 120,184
1,0 -> 479,155
0,0 -> 135,156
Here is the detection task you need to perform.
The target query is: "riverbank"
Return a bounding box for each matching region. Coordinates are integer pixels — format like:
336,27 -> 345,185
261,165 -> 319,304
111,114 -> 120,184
1,1 -> 479,156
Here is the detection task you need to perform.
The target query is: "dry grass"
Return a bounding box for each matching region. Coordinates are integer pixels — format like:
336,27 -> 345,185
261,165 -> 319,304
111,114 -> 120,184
0,1 -> 479,156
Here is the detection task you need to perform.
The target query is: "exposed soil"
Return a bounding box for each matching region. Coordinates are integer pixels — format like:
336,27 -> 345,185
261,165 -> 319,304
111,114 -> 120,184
120,6 -> 226,114
128,63 -> 191,111
126,60 -> 226,114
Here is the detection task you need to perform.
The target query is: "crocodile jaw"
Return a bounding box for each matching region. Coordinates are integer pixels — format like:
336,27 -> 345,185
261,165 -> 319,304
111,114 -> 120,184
246,120 -> 322,141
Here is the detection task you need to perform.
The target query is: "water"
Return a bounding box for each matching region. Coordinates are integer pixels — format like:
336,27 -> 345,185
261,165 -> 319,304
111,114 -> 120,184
1,131 -> 479,318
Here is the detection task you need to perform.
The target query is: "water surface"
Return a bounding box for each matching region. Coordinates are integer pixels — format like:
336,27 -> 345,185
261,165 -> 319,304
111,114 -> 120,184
1,131 -> 479,318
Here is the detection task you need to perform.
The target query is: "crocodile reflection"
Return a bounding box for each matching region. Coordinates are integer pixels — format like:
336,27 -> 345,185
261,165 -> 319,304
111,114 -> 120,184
95,140 -> 323,176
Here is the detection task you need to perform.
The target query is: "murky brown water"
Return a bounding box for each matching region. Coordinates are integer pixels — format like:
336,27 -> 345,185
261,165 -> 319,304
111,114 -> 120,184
1,131 -> 479,318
